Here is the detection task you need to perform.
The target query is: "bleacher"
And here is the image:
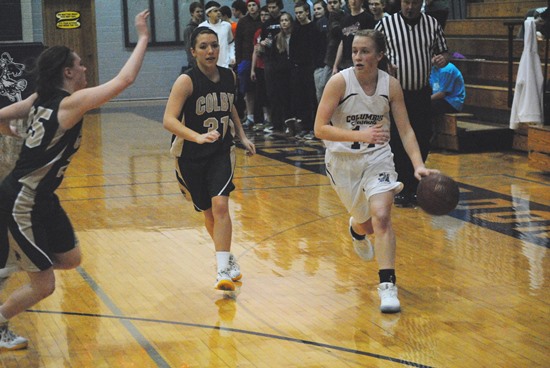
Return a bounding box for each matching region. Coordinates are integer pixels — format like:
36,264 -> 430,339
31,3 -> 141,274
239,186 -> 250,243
431,0 -> 549,165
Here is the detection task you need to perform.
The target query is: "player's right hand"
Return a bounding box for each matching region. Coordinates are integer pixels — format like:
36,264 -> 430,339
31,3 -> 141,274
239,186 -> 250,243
197,130 -> 220,144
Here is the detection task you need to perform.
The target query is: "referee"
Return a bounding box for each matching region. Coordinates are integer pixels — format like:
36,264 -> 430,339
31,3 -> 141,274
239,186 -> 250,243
375,0 -> 449,207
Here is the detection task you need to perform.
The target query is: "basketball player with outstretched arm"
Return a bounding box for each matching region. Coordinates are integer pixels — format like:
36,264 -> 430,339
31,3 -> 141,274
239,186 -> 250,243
0,10 -> 150,350
163,27 -> 255,292
314,29 -> 438,313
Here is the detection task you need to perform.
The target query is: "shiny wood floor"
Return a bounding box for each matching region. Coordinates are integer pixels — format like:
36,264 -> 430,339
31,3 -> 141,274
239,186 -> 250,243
1,100 -> 549,367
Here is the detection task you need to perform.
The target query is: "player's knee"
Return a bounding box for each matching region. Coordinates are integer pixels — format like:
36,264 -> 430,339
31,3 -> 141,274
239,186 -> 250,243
63,254 -> 81,269
67,252 -> 81,269
53,248 -> 81,270
211,200 -> 230,219
211,207 -> 230,221
372,211 -> 391,232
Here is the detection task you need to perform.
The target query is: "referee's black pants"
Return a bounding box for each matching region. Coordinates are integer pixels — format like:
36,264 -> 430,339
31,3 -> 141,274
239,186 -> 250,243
390,85 -> 432,197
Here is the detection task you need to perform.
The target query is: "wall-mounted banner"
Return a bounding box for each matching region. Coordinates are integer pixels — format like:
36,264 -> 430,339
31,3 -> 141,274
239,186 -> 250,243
56,11 -> 81,29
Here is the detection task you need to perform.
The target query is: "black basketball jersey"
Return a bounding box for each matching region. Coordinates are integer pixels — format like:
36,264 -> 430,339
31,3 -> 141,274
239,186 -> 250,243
171,66 -> 236,161
5,90 -> 83,195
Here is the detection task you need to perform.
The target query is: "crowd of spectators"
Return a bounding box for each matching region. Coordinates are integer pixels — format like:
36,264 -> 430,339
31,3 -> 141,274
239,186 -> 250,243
181,0 -> 456,145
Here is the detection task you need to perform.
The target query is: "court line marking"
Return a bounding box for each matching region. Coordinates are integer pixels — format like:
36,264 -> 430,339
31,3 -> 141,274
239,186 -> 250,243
28,305 -> 433,368
70,267 -> 171,368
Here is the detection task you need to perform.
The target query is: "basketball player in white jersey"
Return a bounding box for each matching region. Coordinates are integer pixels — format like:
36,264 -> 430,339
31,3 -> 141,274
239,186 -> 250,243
0,10 -> 150,349
314,29 -> 438,313
163,27 -> 255,292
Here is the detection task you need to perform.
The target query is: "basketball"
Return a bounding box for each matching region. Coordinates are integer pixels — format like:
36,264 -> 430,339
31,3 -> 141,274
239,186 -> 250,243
416,173 -> 459,216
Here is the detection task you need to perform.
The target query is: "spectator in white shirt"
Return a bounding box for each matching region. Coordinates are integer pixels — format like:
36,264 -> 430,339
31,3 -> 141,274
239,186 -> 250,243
199,1 -> 236,68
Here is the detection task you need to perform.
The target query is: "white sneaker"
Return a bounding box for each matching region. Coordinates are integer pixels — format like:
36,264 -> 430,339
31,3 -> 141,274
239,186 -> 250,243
228,254 -> 242,281
349,217 -> 374,261
215,269 -> 235,291
378,282 -> 401,313
0,324 -> 28,351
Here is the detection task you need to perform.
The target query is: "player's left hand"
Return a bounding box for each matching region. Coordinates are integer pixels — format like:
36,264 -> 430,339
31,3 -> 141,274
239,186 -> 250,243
363,124 -> 389,145
241,137 -> 256,156
415,167 -> 440,181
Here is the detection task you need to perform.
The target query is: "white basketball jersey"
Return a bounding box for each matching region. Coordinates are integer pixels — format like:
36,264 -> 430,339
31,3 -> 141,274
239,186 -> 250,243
324,67 -> 392,156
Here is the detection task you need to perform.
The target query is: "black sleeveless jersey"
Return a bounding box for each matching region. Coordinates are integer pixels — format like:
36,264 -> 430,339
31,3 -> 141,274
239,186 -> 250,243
171,66 -> 236,161
4,90 -> 83,195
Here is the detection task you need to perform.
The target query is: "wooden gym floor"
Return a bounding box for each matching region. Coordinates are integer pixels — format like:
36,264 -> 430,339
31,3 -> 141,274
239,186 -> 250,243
0,99 -> 548,367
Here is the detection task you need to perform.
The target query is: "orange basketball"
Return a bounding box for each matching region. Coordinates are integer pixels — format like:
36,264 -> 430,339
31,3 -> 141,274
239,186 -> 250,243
416,173 -> 459,216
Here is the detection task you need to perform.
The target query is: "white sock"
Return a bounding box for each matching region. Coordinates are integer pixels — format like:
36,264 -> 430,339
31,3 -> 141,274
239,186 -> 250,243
247,114 -> 254,122
216,251 -> 231,273
263,111 -> 270,122
0,312 -> 8,324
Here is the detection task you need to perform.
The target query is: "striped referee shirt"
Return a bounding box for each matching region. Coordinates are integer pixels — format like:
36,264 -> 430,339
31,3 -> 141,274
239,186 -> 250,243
375,12 -> 448,91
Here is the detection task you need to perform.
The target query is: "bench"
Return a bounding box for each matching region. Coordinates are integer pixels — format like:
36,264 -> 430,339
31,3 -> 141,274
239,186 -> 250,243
528,126 -> 550,171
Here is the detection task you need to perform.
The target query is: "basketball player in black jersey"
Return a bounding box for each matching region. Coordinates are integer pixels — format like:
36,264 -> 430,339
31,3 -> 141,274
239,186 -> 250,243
0,10 -> 150,350
163,27 -> 255,291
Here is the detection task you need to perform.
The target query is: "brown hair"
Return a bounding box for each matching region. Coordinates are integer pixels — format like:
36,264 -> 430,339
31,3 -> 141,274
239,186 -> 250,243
35,46 -> 75,98
354,29 -> 386,54
275,13 -> 293,54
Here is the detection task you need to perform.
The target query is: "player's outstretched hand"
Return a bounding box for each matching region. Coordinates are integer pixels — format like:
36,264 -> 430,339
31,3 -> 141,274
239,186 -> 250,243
135,10 -> 150,40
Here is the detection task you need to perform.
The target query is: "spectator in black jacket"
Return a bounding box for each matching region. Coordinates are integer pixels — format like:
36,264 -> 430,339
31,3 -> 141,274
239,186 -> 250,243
287,2 -> 320,139
324,0 -> 345,76
260,0 -> 284,133
332,0 -> 376,73
264,12 -> 293,135
182,2 -> 204,73
235,0 -> 262,128
313,0 -> 330,104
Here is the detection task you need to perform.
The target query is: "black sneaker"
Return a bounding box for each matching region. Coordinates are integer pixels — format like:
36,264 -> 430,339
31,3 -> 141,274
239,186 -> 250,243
284,118 -> 297,136
394,193 -> 413,208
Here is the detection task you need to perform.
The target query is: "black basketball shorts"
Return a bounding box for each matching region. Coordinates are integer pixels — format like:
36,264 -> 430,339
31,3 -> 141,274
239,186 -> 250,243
175,147 -> 236,212
1,191 -> 78,272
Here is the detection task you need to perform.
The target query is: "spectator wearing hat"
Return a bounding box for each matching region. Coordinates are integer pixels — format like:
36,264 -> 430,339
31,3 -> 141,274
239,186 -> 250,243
199,1 -> 236,68
235,0 -> 263,128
